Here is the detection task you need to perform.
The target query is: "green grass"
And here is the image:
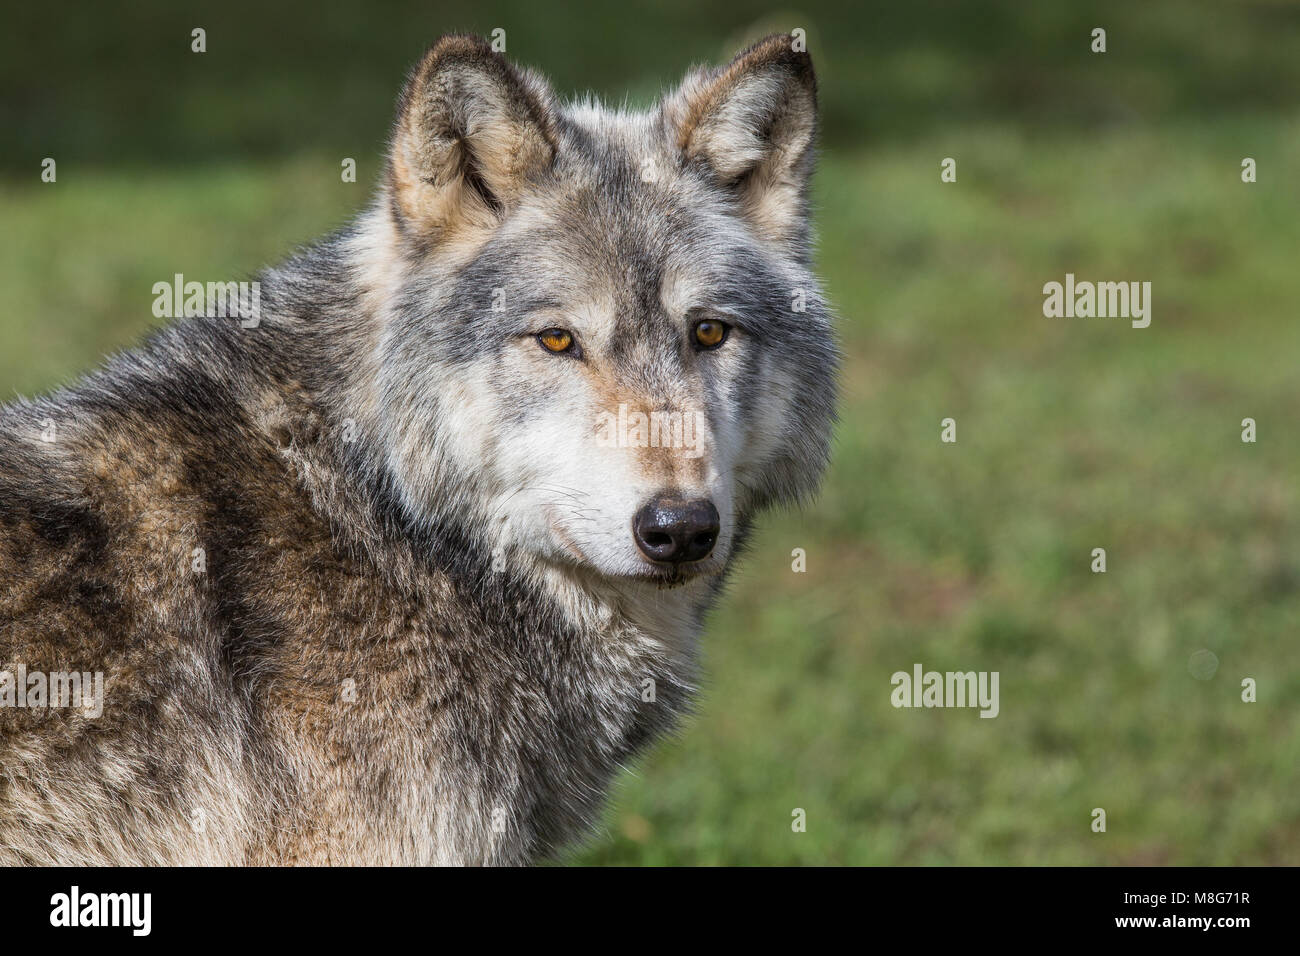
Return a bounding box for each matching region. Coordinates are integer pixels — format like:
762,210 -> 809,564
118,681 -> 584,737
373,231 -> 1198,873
3,116 -> 1298,864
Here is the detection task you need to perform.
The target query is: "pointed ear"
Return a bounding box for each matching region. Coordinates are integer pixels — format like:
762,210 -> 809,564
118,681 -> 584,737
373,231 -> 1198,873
665,34 -> 818,246
387,35 -> 558,243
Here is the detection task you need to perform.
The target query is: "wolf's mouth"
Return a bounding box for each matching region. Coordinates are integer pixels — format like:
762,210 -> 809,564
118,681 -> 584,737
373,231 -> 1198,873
631,558 -> 724,589
654,567 -> 693,590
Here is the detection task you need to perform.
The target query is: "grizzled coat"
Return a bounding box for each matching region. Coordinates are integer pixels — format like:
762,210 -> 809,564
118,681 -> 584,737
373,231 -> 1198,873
0,34 -> 836,864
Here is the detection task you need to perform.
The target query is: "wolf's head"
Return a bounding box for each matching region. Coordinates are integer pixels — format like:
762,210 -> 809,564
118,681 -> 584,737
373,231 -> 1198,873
355,34 -> 836,590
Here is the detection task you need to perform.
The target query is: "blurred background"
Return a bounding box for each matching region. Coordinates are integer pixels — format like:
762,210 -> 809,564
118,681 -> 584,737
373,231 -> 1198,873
2,0 -> 1298,864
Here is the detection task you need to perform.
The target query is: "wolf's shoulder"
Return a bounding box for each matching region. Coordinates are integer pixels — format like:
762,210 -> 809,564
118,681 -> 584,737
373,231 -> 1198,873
0,330 -> 320,657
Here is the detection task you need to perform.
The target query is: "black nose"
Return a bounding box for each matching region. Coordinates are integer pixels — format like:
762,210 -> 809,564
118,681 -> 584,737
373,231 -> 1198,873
633,496 -> 720,564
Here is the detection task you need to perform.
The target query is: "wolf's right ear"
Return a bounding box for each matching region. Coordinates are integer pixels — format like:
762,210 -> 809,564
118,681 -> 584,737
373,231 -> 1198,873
388,35 -> 558,243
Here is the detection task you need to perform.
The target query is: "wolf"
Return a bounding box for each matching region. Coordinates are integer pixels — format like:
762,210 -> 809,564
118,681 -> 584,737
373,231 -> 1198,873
0,33 -> 836,865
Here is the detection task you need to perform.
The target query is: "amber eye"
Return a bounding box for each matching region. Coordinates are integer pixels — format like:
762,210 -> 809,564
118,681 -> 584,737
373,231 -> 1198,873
693,319 -> 729,349
537,328 -> 575,353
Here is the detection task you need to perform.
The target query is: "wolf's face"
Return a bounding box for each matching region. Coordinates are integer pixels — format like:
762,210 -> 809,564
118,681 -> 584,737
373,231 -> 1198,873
367,35 -> 836,587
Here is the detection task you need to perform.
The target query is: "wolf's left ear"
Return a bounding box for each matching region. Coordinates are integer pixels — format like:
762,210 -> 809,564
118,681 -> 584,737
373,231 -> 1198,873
388,35 -> 558,243
665,34 -> 817,246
